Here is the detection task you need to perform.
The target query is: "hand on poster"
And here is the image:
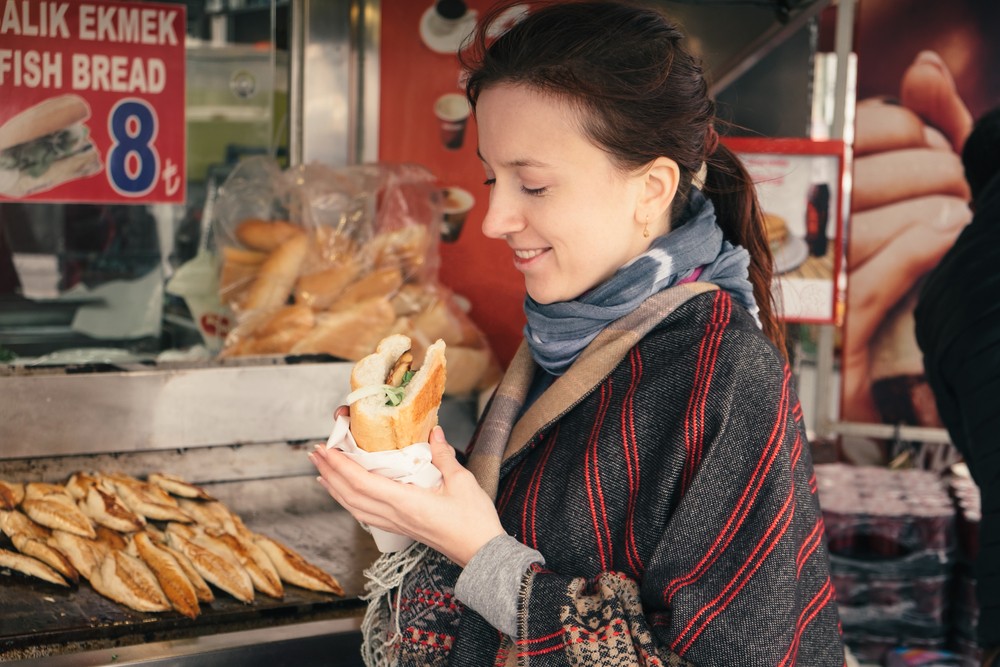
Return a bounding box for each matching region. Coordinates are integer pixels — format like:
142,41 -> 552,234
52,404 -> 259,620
843,51 -> 974,423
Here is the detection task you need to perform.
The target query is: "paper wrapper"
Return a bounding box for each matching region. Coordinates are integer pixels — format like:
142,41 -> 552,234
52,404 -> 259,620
325,414 -> 442,552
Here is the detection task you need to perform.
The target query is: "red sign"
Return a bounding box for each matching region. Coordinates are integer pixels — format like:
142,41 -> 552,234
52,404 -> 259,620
0,0 -> 186,204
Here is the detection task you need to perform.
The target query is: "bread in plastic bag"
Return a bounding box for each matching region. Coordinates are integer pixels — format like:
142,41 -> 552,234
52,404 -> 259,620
211,157 -> 499,395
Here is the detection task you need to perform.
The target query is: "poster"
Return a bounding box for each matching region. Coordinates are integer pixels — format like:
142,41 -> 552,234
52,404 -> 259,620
726,138 -> 845,324
379,0 -> 530,367
840,0 -> 1000,428
0,0 -> 186,204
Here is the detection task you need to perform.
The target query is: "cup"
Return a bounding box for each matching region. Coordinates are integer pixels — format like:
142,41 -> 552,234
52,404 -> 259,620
434,93 -> 471,150
427,0 -> 469,37
369,526 -> 416,553
440,186 -> 474,243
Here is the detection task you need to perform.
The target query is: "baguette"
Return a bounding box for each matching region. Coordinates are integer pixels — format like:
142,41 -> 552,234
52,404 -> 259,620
347,334 -> 447,452
290,297 -> 396,361
244,233 -> 309,311
235,219 -> 303,252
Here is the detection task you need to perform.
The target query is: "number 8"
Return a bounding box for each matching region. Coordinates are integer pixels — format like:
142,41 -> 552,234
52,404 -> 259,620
108,99 -> 159,196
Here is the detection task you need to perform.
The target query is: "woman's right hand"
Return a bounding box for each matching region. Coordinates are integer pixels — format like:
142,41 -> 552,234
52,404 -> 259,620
842,51 -> 973,423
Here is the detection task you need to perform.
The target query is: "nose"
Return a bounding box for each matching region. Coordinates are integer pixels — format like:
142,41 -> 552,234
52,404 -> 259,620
480,186 -> 524,240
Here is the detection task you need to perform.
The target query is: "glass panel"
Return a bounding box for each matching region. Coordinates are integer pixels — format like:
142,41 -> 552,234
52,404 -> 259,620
0,0 -> 290,363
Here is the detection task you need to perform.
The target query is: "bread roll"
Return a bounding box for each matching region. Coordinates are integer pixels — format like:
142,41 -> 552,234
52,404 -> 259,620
244,233 -> 309,311
290,297 -> 396,361
349,334 -> 447,452
295,259 -> 361,310
329,267 -> 404,311
238,304 -> 316,355
235,219 -> 304,252
0,94 -> 90,150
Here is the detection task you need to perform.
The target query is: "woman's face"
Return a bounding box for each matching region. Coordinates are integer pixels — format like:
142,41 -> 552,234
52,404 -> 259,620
476,84 -> 651,304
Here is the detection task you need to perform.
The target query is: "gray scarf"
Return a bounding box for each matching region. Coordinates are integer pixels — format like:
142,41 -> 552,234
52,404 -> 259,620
523,189 -> 759,375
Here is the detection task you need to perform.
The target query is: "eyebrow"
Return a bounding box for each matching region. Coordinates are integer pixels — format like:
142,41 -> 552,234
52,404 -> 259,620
476,147 -> 549,169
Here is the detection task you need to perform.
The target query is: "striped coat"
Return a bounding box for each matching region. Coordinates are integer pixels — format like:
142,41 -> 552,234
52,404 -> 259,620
390,286 -> 844,666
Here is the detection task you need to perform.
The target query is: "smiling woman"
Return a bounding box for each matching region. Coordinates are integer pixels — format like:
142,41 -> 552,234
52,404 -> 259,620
476,85 -> 659,305
309,2 -> 844,666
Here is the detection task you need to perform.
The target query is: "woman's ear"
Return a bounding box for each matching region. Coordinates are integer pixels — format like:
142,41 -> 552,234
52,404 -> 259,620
637,156 -> 680,227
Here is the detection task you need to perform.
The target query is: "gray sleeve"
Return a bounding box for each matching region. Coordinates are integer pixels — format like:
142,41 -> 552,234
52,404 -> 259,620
454,534 -> 544,636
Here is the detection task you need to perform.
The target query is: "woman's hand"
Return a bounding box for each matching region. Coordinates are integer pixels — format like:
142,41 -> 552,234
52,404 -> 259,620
309,419 -> 505,568
842,51 -> 973,423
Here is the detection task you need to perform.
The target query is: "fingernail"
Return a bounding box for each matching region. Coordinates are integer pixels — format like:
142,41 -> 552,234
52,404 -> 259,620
430,426 -> 444,443
915,50 -> 944,67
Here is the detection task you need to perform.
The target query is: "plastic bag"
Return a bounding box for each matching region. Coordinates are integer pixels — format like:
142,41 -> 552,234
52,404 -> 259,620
211,157 -> 499,395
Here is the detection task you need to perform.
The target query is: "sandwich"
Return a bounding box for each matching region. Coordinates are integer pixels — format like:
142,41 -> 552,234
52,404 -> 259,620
345,334 -> 447,452
0,94 -> 102,197
763,212 -> 788,253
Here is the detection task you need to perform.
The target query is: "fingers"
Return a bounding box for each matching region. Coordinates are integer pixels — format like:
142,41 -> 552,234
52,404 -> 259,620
852,147 -> 969,212
854,101 -> 928,156
848,195 -> 971,269
846,207 -> 967,348
334,405 -> 350,419
428,426 -> 463,477
900,50 -> 973,153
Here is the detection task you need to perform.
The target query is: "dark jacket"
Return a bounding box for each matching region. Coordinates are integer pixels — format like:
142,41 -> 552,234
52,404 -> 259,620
916,173 -> 1000,648
390,289 -> 844,665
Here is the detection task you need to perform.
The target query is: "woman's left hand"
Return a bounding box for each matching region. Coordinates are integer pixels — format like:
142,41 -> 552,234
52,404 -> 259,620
309,425 -> 506,567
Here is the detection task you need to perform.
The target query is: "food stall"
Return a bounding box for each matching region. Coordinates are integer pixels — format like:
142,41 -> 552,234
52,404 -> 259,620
9,0 -> 984,664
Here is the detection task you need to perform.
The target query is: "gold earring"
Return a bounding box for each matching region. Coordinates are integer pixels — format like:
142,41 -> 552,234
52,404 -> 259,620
643,215 -> 650,238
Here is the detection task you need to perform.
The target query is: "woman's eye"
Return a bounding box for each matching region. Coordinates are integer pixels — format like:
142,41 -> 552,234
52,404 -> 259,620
521,186 -> 547,196
483,178 -> 496,186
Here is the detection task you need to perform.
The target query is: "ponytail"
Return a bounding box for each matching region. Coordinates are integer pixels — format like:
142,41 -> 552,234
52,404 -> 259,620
704,144 -> 786,354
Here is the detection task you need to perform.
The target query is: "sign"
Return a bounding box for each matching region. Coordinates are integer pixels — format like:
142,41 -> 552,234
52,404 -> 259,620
839,0 -> 999,431
379,0 -> 530,366
725,137 -> 846,324
0,0 -> 186,204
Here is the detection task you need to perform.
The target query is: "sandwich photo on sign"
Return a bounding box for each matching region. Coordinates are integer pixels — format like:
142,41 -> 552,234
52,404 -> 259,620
0,94 -> 103,198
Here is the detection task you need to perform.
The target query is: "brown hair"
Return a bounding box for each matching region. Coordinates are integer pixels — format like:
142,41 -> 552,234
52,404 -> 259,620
461,0 -> 784,351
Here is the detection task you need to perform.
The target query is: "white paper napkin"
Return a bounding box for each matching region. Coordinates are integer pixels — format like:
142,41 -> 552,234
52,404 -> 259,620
325,414 -> 442,552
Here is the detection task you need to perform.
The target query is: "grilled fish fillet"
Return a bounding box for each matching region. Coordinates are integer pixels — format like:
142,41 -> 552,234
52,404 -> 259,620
254,534 -> 343,595
0,509 -> 79,583
48,530 -> 108,581
65,472 -> 102,500
11,533 -> 80,584
90,550 -> 171,612
148,473 -> 215,501
80,486 -> 146,533
22,498 -> 96,539
161,543 -> 214,603
0,480 -> 25,509
94,525 -> 128,551
0,547 -> 69,587
212,530 -> 283,599
132,531 -> 200,619
0,509 -> 49,541
166,527 -> 254,604
102,473 -> 192,523
25,483 -> 74,502
177,499 -> 239,534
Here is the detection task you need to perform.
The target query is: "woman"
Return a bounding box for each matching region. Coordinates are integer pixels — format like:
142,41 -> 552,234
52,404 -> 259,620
310,2 -> 844,665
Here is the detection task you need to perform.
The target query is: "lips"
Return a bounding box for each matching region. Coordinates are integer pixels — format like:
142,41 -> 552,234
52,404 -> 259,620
513,248 -> 547,260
